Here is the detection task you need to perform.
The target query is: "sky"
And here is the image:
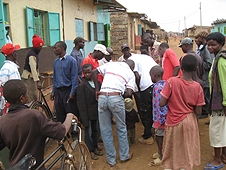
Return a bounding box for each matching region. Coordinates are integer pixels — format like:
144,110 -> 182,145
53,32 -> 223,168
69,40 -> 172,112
117,0 -> 226,32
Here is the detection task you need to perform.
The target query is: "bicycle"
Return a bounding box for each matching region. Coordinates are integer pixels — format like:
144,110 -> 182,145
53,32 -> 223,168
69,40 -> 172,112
36,121 -> 92,170
6,121 -> 92,170
29,76 -> 56,121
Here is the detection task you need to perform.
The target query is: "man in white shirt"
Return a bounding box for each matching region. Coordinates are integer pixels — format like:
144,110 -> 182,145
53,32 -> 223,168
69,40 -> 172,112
0,43 -> 21,84
129,53 -> 158,145
92,60 -> 135,167
98,47 -> 113,66
118,44 -> 133,62
0,43 -> 21,115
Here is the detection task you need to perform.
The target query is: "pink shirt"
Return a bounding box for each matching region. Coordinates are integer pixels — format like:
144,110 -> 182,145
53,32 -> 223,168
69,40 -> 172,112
161,76 -> 205,126
162,49 -> 180,80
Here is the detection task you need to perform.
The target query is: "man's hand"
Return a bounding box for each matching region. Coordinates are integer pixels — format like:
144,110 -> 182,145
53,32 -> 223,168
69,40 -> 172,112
95,91 -> 99,101
50,92 -> 54,101
36,81 -> 42,90
67,94 -> 74,103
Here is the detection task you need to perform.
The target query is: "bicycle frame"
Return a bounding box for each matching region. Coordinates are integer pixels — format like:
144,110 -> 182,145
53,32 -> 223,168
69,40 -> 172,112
35,126 -> 82,170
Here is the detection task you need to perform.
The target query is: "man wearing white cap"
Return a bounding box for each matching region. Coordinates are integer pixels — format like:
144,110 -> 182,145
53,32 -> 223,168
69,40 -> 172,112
82,44 -> 109,83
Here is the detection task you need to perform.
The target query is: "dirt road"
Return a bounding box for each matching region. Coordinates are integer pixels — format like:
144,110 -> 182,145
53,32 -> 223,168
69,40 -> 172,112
44,38 -> 217,170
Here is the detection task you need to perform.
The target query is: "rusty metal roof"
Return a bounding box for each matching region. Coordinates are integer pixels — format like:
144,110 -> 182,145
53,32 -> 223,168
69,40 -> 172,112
93,0 -> 126,12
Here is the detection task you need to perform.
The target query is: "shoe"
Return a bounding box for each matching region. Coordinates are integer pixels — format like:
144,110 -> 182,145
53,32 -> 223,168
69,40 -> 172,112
204,163 -> 224,170
94,149 -> 103,156
109,163 -> 119,169
120,152 -> 133,163
90,152 -> 98,160
138,137 -> 154,145
97,146 -> 103,151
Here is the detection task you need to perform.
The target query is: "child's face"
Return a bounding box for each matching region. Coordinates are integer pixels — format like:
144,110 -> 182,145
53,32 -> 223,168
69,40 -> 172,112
20,91 -> 29,104
83,67 -> 92,80
150,71 -> 157,83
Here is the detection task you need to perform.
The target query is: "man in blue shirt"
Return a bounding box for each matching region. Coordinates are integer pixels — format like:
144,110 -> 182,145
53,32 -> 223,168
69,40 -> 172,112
70,37 -> 86,83
51,41 -> 78,123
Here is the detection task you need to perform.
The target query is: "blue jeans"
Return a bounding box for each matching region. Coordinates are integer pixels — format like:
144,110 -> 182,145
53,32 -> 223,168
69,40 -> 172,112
98,95 -> 130,165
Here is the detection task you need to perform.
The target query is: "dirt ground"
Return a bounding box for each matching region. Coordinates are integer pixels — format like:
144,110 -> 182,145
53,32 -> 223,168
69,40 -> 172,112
43,38 -> 223,170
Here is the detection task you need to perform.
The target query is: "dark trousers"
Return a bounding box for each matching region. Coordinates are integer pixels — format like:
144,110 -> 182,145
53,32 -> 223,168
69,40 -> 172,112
202,87 -> 211,115
140,85 -> 153,139
54,87 -> 77,123
84,120 -> 99,152
133,91 -> 141,115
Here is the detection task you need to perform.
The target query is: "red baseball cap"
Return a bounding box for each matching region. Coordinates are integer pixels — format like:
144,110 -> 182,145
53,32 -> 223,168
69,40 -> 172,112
1,43 -> 20,56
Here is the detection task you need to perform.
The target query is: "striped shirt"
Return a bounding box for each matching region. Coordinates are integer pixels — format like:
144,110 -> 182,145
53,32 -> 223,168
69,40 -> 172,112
97,62 -> 136,94
0,60 -> 21,84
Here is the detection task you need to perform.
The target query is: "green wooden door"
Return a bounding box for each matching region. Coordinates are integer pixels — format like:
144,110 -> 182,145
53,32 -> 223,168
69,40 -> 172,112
0,0 -> 6,68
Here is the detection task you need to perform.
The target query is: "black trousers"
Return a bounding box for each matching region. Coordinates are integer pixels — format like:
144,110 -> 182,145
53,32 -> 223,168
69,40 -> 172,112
139,85 -> 153,139
54,87 -> 77,123
202,87 -> 211,115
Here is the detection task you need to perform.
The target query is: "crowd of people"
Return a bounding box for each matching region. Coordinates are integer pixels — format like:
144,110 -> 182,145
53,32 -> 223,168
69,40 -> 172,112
0,30 -> 225,170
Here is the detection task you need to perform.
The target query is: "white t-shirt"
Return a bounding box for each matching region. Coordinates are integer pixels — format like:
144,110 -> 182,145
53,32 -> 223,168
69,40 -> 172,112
129,54 -> 158,91
97,62 -> 136,94
0,60 -> 21,84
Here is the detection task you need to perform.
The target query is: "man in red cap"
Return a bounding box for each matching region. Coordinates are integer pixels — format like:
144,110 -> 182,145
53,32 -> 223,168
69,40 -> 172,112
0,43 -> 21,115
21,34 -> 44,103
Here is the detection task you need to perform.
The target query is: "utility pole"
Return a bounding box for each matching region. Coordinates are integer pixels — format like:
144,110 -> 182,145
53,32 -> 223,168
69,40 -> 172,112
184,16 -> 186,30
179,20 -> 180,33
200,2 -> 202,30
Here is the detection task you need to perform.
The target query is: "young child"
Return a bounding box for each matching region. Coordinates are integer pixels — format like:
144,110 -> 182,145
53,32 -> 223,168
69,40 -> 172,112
160,54 -> 205,170
124,98 -> 139,146
77,64 -> 103,160
148,65 -> 168,167
0,79 -> 77,169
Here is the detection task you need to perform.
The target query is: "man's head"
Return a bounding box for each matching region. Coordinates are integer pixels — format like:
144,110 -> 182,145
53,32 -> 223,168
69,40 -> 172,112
1,43 -> 20,62
178,37 -> 194,53
73,37 -> 86,49
140,45 -> 149,55
181,54 -> 197,72
194,31 -> 209,47
53,41 -> 67,57
142,33 -> 154,47
93,44 -> 109,60
105,47 -> 113,61
82,64 -> 93,80
32,34 -> 44,54
125,59 -> 135,71
149,65 -> 164,83
5,21 -> 10,32
121,44 -> 131,59
3,79 -> 28,104
159,43 -> 169,57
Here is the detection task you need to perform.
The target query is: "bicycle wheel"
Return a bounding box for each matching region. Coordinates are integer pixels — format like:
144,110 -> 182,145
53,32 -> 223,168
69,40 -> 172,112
65,141 -> 92,170
30,101 -> 52,119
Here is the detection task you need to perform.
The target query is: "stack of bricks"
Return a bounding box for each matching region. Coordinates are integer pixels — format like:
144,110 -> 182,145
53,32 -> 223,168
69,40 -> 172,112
110,12 -> 129,61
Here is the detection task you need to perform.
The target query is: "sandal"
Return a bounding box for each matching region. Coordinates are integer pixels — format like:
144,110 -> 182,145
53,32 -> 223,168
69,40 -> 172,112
151,152 -> 160,159
148,157 -> 162,166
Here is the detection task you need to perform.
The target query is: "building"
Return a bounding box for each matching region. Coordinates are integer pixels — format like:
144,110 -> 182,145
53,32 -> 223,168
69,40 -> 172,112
211,19 -> 226,36
0,0 -> 125,71
110,11 -> 159,59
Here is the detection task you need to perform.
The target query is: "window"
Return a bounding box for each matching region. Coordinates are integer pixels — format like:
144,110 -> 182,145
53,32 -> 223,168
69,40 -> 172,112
89,22 -> 105,41
138,24 -> 142,36
3,3 -> 8,22
75,19 -> 84,37
26,7 -> 60,47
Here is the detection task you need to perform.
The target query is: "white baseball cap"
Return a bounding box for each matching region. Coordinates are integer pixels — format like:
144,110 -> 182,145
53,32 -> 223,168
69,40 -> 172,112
94,44 -> 109,55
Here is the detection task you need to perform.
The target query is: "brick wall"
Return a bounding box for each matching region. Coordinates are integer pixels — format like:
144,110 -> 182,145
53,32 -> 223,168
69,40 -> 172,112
110,12 -> 129,60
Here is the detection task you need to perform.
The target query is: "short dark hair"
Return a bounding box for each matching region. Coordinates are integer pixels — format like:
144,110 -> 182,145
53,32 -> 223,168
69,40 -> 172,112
181,54 -> 197,72
82,64 -> 93,70
73,37 -> 85,45
3,79 -> 27,104
206,32 -> 225,46
159,42 -> 169,49
55,41 -> 67,50
140,45 -> 149,54
150,65 -> 164,78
